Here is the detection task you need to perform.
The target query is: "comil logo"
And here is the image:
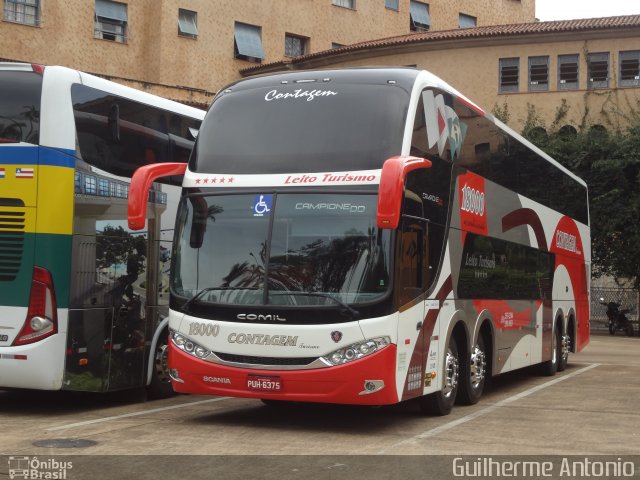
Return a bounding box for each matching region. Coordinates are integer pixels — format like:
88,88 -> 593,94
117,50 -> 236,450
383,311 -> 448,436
460,183 -> 485,216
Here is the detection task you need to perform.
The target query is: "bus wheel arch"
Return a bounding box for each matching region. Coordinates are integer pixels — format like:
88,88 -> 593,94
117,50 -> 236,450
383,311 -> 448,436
418,321 -> 466,415
147,319 -> 174,399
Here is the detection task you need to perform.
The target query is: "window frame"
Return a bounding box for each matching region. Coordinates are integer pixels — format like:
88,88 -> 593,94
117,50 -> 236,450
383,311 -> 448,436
284,33 -> 307,58
234,21 -> 265,63
94,0 -> 128,43
528,55 -> 549,92
3,0 -> 40,26
178,8 -> 198,39
587,52 -> 609,90
409,0 -> 430,32
385,0 -> 399,11
332,0 -> 355,9
619,50 -> 640,87
558,54 -> 579,90
499,57 -> 519,93
458,13 -> 477,28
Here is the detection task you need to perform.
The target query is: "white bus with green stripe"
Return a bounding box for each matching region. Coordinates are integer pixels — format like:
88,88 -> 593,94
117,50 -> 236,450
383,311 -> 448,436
0,63 -> 204,396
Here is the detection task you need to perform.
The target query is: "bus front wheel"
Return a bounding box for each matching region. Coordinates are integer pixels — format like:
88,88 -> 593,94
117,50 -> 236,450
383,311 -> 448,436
418,336 -> 459,416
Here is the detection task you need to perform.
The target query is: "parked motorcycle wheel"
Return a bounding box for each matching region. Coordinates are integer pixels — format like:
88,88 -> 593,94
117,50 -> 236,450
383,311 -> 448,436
609,323 -> 616,335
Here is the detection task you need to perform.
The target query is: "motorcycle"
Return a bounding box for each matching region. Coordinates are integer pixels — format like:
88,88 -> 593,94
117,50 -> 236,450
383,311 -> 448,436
599,298 -> 635,337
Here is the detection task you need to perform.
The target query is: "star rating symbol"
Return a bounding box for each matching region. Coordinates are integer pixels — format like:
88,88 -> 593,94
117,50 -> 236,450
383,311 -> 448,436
193,176 -> 237,185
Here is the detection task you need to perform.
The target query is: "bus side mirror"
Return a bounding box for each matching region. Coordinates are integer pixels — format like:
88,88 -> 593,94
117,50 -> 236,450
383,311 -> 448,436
128,162 -> 187,230
376,156 -> 432,230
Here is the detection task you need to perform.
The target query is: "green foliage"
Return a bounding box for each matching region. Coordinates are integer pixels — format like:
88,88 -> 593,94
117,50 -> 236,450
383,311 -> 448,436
522,117 -> 640,288
491,102 -> 510,124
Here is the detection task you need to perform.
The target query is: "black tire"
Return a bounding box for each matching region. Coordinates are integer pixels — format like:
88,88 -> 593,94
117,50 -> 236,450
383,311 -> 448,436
540,326 -> 560,377
147,331 -> 174,399
418,336 -> 459,416
609,323 -> 616,335
457,334 -> 487,405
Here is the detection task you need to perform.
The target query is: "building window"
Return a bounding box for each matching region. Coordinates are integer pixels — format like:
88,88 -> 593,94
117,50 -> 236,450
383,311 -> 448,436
234,22 -> 265,62
588,52 -> 609,89
385,0 -> 399,10
619,51 -> 640,87
332,0 -> 355,8
94,0 -> 127,43
459,13 -> 476,28
178,9 -> 198,39
331,42 -> 345,49
499,57 -> 519,93
3,0 -> 40,26
528,56 -> 549,92
285,33 -> 307,57
410,1 -> 430,31
558,54 -> 579,90
84,176 -> 97,195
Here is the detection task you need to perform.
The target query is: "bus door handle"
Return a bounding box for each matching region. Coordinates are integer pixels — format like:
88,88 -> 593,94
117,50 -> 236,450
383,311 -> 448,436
416,321 -> 423,331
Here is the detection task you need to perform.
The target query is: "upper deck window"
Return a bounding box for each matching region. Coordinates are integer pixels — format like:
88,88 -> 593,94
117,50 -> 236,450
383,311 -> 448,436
191,79 -> 409,175
0,69 -> 42,144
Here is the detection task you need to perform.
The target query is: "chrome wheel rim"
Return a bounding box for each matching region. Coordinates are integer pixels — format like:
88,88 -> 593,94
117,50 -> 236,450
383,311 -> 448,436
470,345 -> 486,389
443,348 -> 459,398
154,343 -> 171,384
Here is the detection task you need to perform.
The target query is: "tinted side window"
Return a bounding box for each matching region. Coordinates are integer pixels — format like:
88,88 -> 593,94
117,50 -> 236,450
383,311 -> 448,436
418,87 -> 589,225
0,70 -> 42,144
458,233 -> 554,300
71,84 -> 200,179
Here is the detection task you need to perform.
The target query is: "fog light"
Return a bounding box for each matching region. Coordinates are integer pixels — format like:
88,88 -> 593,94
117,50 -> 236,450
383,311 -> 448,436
359,379 -> 384,395
169,368 -> 184,383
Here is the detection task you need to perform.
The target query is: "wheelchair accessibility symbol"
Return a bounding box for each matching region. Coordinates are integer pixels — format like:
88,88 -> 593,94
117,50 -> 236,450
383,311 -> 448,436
253,194 -> 272,217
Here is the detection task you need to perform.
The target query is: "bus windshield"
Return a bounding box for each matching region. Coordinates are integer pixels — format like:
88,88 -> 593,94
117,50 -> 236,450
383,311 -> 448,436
0,69 -> 42,144
171,193 -> 392,308
190,80 -> 409,174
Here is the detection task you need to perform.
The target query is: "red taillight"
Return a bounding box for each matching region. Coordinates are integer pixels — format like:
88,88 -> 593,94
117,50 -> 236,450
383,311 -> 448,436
31,63 -> 45,75
13,266 -> 58,346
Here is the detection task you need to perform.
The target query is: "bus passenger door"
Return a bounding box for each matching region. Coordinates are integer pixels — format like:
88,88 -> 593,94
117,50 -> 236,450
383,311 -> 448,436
397,195 -> 429,400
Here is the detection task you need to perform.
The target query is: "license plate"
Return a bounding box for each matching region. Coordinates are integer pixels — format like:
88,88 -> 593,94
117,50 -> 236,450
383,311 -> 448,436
247,375 -> 282,391
0,335 -> 8,342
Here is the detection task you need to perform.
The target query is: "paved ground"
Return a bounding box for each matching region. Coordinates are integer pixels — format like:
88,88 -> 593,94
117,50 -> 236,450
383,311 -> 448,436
0,334 -> 638,478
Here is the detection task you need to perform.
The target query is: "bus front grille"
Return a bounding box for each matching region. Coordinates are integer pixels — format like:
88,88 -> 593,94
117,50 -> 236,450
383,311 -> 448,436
0,205 -> 25,282
213,352 -> 318,367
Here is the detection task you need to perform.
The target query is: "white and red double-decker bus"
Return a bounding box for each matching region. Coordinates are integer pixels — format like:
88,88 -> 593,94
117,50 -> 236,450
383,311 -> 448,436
128,68 -> 590,415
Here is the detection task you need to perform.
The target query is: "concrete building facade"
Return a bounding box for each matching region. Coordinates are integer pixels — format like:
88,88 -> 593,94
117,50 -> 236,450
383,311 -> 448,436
241,16 -> 640,133
0,0 -> 534,107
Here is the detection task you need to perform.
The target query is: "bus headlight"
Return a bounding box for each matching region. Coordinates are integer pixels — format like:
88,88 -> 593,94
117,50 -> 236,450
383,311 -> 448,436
322,336 -> 391,366
170,330 -> 211,359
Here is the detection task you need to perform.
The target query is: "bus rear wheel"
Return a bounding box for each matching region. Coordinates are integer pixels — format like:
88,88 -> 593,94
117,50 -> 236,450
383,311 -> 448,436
457,335 -> 487,405
418,336 -> 459,416
540,325 -> 561,377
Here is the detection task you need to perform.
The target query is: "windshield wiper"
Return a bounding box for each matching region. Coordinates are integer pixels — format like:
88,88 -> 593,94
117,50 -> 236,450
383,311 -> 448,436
270,291 -> 360,319
181,287 -> 259,313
